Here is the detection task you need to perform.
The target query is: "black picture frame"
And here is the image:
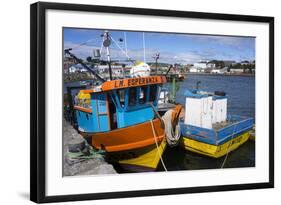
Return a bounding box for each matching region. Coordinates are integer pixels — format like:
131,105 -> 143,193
30,2 -> 274,203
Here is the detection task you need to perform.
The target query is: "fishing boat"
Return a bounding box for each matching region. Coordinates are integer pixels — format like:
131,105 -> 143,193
74,76 -> 182,171
163,64 -> 185,82
180,89 -> 254,158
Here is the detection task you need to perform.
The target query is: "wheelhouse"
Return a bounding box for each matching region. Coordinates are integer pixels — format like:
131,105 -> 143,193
74,76 -> 166,133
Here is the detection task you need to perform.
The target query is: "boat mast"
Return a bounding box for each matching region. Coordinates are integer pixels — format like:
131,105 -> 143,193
103,31 -> 113,80
143,32 -> 146,63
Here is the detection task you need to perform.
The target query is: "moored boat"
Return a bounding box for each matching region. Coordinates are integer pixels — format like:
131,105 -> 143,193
74,76 -> 182,171
180,89 -> 254,158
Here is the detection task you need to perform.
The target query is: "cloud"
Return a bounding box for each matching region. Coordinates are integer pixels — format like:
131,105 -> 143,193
190,35 -> 255,52
64,33 -> 254,64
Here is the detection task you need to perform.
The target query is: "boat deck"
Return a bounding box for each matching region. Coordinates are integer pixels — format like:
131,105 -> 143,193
212,120 -> 233,131
158,103 -> 176,111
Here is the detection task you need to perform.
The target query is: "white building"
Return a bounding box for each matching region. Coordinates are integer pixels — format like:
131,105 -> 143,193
68,65 -> 80,73
189,67 -> 206,73
189,67 -> 199,73
193,62 -> 207,69
211,69 -> 224,74
230,68 -> 244,73
98,65 -> 120,73
68,64 -> 91,73
207,63 -> 216,69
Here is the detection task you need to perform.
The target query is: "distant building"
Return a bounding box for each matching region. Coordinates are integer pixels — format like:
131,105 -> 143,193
189,67 -> 206,73
193,61 -> 216,70
230,68 -> 244,73
64,56 -> 76,73
68,64 -> 93,73
102,65 -> 120,73
193,62 -> 207,69
240,60 -> 250,65
189,67 -> 199,73
211,69 -> 224,74
207,63 -> 216,69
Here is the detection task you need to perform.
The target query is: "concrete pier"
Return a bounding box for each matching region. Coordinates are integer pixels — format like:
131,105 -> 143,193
63,119 -> 117,176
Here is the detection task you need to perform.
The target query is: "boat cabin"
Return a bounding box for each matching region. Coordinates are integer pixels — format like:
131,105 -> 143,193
74,76 -> 166,133
184,89 -> 228,129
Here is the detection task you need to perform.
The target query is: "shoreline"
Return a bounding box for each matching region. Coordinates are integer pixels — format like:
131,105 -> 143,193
184,72 -> 255,77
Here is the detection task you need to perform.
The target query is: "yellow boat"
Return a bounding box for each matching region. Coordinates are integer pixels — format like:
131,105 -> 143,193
181,131 -> 250,158
116,139 -> 167,172
180,89 -> 254,158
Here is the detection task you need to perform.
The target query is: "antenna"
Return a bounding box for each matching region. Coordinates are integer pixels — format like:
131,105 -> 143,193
111,35 -> 133,63
143,32 -> 146,63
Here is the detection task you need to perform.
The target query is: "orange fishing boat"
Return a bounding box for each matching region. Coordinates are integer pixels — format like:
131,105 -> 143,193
74,76 -> 181,171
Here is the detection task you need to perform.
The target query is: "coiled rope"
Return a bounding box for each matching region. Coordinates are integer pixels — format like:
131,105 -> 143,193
162,109 -> 181,147
149,104 -> 182,171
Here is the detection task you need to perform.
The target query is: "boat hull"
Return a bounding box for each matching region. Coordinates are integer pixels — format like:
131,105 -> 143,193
181,131 -> 250,158
109,139 -> 167,172
80,118 -> 164,153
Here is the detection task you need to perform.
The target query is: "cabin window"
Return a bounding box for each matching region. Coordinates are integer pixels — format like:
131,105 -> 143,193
128,87 -> 137,106
139,86 -> 148,104
117,89 -> 125,107
149,85 -> 158,102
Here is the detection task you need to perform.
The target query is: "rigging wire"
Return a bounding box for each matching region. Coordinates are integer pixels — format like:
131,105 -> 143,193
70,37 -> 100,50
110,36 -> 132,61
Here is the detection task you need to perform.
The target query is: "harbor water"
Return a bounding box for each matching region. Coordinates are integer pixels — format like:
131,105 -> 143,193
158,74 -> 255,171
176,74 -> 255,118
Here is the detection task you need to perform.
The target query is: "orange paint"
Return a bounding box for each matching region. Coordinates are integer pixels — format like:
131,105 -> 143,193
82,89 -> 100,94
102,76 -> 166,91
81,76 -> 167,94
79,104 -> 182,152
80,118 -> 164,152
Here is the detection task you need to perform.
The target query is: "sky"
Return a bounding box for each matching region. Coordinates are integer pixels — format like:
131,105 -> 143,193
64,28 -> 255,64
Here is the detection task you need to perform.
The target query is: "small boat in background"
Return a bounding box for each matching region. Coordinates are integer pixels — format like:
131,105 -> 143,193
158,87 -> 176,116
180,89 -> 254,158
